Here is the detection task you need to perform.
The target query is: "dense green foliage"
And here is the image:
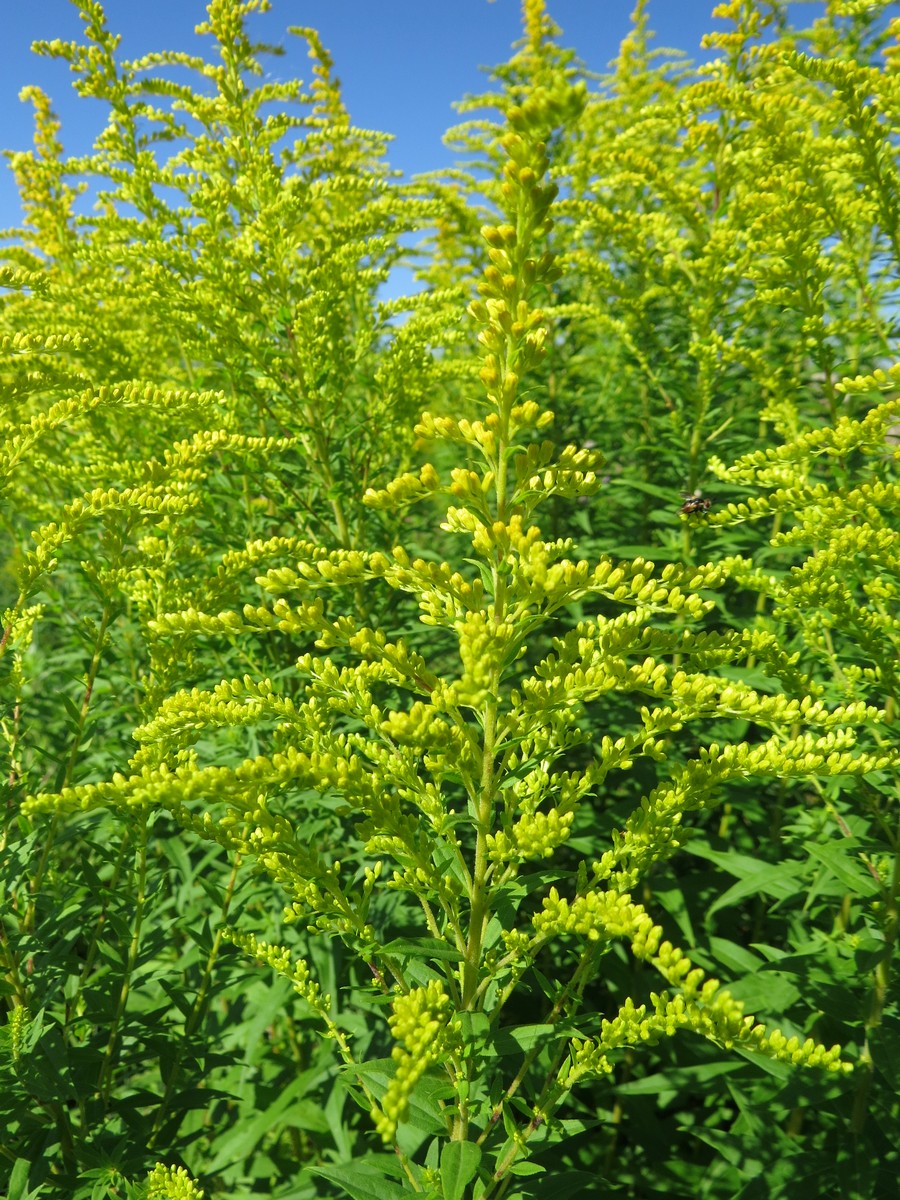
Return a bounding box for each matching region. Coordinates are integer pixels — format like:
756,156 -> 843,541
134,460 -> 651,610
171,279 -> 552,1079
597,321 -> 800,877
2,1 -> 900,1197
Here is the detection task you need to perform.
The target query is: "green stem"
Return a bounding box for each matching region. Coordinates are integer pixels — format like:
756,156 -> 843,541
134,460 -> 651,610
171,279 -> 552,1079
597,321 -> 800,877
851,824 -> 900,1135
56,601 -> 114,792
148,848 -> 244,1147
98,813 -> 150,1107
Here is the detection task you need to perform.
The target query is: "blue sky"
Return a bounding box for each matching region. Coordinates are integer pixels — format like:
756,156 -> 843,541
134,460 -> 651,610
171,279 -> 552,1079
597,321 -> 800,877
1,0 -> 728,233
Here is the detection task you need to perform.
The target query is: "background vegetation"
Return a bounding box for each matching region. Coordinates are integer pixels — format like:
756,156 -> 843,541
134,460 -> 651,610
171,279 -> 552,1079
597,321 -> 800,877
2,1 -> 899,1197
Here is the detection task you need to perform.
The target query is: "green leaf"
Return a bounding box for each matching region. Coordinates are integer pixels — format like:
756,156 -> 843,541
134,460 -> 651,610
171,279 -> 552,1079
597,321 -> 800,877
490,1025 -> 563,1055
508,1160 -> 545,1176
687,847 -> 806,916
727,969 -> 801,1012
614,1060 -> 745,1096
8,1159 -> 38,1200
440,1141 -> 482,1200
803,839 -> 882,896
205,1073 -> 328,1172
708,937 -> 765,976
527,1170 -> 606,1199
379,937 -> 463,963
310,1156 -> 409,1200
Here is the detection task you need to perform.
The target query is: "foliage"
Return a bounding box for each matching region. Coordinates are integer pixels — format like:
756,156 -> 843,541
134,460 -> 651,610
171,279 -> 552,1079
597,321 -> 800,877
2,1 -> 899,1197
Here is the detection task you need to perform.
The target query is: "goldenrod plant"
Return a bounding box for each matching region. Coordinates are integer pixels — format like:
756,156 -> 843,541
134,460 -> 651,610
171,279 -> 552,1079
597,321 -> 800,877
2,1 -> 899,1197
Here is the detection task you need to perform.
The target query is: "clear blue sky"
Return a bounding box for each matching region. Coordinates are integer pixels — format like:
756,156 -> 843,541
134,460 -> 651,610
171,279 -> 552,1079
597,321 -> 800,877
1,0 -> 731,233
